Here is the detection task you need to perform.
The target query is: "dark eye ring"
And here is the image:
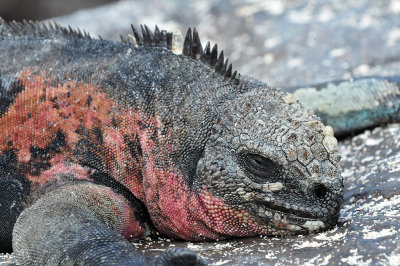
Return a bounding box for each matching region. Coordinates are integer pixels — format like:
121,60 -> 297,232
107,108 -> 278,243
240,153 -> 281,181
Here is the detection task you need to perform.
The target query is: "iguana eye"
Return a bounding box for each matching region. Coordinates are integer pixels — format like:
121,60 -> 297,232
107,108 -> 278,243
241,153 -> 281,181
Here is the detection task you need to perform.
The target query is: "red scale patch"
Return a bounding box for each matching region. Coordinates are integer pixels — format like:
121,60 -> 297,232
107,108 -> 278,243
0,70 -> 267,242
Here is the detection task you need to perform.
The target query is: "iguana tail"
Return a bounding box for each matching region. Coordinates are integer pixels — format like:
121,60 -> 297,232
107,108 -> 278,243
288,76 -> 400,136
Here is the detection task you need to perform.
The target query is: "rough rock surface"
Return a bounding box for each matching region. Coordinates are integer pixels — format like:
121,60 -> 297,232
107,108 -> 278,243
1,0 -> 399,265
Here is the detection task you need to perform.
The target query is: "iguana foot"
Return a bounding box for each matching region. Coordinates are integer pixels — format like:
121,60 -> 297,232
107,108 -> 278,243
151,248 -> 207,266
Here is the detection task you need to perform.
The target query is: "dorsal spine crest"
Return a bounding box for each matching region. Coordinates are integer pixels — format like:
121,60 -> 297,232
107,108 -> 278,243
130,25 -> 239,82
0,18 -> 240,83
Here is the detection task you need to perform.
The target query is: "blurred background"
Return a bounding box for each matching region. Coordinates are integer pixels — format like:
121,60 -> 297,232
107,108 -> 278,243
0,0 -> 117,21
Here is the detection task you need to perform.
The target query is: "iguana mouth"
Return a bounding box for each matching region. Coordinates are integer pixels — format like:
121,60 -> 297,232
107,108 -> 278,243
249,205 -> 341,235
250,200 -> 340,227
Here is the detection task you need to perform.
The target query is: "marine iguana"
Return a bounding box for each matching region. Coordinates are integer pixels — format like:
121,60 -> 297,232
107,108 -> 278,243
0,18 -> 347,265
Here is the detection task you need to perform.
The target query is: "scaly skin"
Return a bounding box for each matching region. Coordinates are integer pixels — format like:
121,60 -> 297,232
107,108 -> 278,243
0,19 -> 343,265
288,76 -> 400,137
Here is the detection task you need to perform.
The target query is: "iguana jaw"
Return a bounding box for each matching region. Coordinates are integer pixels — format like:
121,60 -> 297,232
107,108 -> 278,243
193,185 -> 341,239
195,147 -> 343,237
244,200 -> 341,235
252,195 -> 341,220
223,169 -> 343,235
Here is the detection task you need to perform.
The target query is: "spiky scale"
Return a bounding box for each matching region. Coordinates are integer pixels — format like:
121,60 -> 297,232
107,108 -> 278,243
131,24 -> 143,46
225,63 -> 233,79
144,25 -> 154,46
160,29 -> 168,48
202,41 -> 211,62
154,25 -> 161,45
140,25 -> 149,45
167,31 -> 173,49
215,51 -> 224,73
222,59 -> 229,77
231,70 -> 237,80
192,28 -> 203,59
183,27 -> 192,56
210,44 -> 218,66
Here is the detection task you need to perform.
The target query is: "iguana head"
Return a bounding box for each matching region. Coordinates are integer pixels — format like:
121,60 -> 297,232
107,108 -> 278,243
195,80 -> 343,237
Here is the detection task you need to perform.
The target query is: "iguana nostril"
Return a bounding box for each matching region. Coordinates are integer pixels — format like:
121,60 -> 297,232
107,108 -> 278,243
313,183 -> 328,198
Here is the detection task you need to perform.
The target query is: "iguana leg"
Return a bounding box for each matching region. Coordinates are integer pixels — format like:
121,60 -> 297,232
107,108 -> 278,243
12,182 -> 207,265
0,150 -> 30,253
12,182 -> 147,265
